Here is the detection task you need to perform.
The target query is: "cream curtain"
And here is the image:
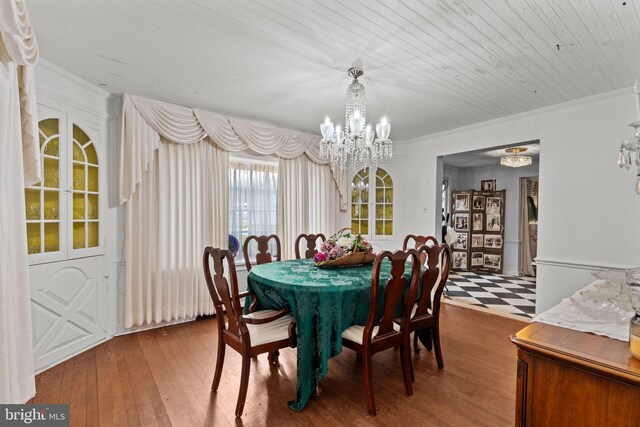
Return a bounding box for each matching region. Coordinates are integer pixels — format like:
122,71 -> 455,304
124,140 -> 227,327
308,161 -> 339,237
0,0 -> 39,403
120,93 -> 345,326
277,156 -> 340,260
120,93 -> 347,209
277,156 -> 309,260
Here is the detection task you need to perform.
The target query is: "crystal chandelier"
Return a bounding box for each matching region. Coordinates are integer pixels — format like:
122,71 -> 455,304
500,147 -> 532,167
617,82 -> 640,194
319,67 -> 392,170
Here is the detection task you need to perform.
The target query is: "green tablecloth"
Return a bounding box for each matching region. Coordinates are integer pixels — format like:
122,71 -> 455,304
246,258 -> 414,411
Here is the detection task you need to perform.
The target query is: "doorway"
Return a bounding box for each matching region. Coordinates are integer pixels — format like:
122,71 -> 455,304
437,141 -> 540,319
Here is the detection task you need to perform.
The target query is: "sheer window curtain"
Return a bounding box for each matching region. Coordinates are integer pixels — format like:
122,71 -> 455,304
124,139 -> 228,327
229,162 -> 278,261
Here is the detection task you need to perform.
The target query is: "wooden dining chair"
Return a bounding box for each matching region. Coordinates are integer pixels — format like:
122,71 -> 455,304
203,247 -> 296,418
341,249 -> 421,416
294,233 -> 326,259
243,234 -> 281,272
406,243 -> 452,367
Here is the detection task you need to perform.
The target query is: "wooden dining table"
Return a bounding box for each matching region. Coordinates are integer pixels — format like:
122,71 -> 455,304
246,258 -> 417,411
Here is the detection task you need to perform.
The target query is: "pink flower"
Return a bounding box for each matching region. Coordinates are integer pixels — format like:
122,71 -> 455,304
329,245 -> 344,260
321,240 -> 335,252
314,252 -> 328,262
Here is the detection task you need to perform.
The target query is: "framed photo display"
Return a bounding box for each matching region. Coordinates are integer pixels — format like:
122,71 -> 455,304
453,252 -> 468,270
450,188 -> 505,273
454,193 -> 470,211
454,213 -> 469,231
471,252 -> 484,266
452,232 -> 468,250
481,179 -> 496,191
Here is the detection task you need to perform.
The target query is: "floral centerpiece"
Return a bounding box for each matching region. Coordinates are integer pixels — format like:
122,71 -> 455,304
314,228 -> 375,268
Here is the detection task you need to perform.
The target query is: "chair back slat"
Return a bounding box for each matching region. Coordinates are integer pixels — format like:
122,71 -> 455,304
203,247 -> 246,337
243,234 -> 281,271
415,243 -> 451,318
403,235 -> 438,265
368,249 -> 421,339
294,233 -> 327,259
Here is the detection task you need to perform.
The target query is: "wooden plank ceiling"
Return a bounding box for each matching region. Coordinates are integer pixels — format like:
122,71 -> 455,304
27,0 -> 640,140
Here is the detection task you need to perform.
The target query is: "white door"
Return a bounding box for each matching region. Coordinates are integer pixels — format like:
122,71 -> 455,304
29,256 -> 108,371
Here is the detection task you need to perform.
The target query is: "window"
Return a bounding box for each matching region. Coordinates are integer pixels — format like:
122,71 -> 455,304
351,167 -> 393,237
228,162 -> 278,262
26,112 -> 102,263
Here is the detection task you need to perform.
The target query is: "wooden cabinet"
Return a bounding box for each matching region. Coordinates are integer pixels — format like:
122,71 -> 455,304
511,322 -> 640,426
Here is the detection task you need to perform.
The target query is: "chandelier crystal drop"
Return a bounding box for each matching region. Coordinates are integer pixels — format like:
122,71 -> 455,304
500,147 -> 533,168
319,67 -> 392,171
617,81 -> 640,194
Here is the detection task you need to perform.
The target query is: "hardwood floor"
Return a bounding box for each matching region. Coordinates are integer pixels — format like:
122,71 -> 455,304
29,304 -> 526,426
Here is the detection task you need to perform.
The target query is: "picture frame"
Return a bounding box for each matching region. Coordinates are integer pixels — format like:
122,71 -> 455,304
454,193 -> 470,211
483,253 -> 501,269
486,197 -> 501,214
484,234 -> 503,249
486,214 -> 501,232
480,179 -> 496,191
454,213 -> 469,231
472,195 -> 485,210
471,252 -> 484,266
472,213 -> 483,231
452,232 -> 468,250
453,251 -> 468,270
471,234 -> 484,248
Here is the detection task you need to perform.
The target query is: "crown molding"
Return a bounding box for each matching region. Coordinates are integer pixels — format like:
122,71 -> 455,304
399,87 -> 632,145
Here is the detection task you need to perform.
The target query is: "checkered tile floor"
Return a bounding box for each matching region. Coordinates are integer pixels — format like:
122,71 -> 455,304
444,271 -> 536,319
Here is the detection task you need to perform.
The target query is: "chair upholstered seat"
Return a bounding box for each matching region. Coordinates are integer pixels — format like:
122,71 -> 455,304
243,310 -> 294,347
341,322 -> 400,345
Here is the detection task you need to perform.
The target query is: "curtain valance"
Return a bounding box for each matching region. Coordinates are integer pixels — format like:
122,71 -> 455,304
119,93 -> 346,209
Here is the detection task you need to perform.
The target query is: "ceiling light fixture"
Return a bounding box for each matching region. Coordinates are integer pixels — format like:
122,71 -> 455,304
319,67 -> 392,170
617,81 -> 640,194
500,147 -> 533,168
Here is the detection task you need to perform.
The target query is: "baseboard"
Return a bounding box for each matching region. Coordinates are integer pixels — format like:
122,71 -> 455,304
535,257 -> 631,271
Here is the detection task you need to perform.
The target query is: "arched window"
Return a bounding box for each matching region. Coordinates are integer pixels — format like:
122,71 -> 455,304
374,168 -> 393,236
72,124 -> 100,249
351,167 -> 393,237
25,115 -> 102,261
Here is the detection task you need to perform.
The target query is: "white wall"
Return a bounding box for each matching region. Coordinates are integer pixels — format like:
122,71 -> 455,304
393,88 -> 640,314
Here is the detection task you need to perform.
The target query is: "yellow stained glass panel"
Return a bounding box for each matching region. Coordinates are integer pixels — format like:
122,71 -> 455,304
43,190 -> 59,220
43,137 -> 59,157
375,205 -> 383,219
85,143 -> 98,164
384,221 -> 393,235
360,221 -> 368,235
73,222 -> 85,249
87,222 -> 99,248
73,124 -> 91,146
43,158 -> 59,188
376,220 -> 384,235
87,194 -> 99,219
44,223 -> 59,252
385,189 -> 393,203
73,193 -> 85,219
39,118 -> 59,141
27,223 -> 40,254
87,166 -> 98,192
361,204 -> 368,219
351,220 -> 360,232
73,163 -> 85,190
385,205 -> 393,219
25,189 -> 40,220
73,142 -> 84,162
